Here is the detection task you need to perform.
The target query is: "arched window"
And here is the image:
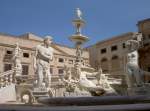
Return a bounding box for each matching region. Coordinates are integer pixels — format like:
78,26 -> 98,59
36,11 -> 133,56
101,58 -> 107,62
101,57 -> 109,73
111,55 -> 120,70
112,55 -> 118,60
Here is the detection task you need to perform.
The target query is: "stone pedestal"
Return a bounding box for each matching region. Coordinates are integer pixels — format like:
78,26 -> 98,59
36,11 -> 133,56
32,87 -> 51,99
38,95 -> 150,106
127,84 -> 150,95
0,84 -> 16,103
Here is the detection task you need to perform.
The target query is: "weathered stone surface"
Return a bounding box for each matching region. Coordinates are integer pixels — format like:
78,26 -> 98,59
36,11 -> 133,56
0,103 -> 150,111
38,95 -> 150,106
0,84 -> 16,103
64,91 -> 91,97
127,85 -> 150,95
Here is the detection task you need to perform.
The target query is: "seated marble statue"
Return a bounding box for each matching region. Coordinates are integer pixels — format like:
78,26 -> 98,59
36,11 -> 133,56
34,36 -> 53,89
79,67 -> 116,95
62,63 -> 116,95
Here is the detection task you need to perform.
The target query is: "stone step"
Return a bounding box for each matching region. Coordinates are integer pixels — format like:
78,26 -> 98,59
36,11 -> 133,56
34,94 -> 49,97
32,90 -> 50,99
38,95 -> 150,106
32,91 -> 48,94
0,103 -> 150,111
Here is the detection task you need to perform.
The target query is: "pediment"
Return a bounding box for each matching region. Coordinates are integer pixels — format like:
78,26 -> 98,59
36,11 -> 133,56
19,33 -> 43,41
52,44 -> 69,56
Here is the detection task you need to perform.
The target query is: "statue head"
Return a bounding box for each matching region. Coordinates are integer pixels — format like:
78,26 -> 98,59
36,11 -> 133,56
126,40 -> 139,51
15,42 -> 20,49
43,36 -> 53,47
126,33 -> 143,51
133,33 -> 143,42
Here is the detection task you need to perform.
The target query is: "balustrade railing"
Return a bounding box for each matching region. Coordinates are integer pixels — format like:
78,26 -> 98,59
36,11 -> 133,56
0,69 -> 15,88
0,70 -> 65,88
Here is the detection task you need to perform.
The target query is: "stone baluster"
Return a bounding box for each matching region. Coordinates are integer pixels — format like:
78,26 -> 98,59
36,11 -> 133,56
3,75 -> 7,87
0,72 -> 14,88
1,77 -> 4,87
9,74 -> 13,84
5,75 -> 9,85
7,74 -> 10,85
0,77 -> 2,87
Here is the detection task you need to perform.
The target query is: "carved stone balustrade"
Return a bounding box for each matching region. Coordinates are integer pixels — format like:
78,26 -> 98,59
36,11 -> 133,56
0,70 -> 15,87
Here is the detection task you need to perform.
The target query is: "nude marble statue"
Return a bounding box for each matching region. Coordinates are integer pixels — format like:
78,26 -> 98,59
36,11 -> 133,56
34,36 -> 53,89
126,33 -> 143,88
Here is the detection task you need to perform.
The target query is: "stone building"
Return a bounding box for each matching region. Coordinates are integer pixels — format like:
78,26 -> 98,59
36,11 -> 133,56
88,32 -> 135,81
0,33 -> 89,85
88,32 -> 137,94
88,18 -> 150,85
138,18 -> 150,82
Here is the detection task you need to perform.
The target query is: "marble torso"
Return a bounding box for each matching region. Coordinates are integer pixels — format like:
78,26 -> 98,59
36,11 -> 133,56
36,45 -> 53,63
127,51 -> 138,65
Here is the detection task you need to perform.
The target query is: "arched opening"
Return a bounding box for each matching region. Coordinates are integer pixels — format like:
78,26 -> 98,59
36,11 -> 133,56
111,55 -> 120,71
101,58 -> 109,73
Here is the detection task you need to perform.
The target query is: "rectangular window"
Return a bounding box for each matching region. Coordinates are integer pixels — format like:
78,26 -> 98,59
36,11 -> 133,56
68,59 -> 73,64
6,50 -> 13,55
148,35 -> 150,39
4,64 -> 12,71
58,58 -> 64,63
141,34 -> 145,40
58,69 -> 64,74
4,50 -> 13,61
23,53 -> 29,58
148,67 -> 150,72
22,65 -> 29,75
122,43 -> 126,49
111,45 -> 117,51
101,48 -> 107,54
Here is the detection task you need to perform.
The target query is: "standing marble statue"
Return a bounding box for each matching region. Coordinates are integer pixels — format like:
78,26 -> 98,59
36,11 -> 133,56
34,36 -> 53,89
13,43 -> 22,77
126,33 -> 143,88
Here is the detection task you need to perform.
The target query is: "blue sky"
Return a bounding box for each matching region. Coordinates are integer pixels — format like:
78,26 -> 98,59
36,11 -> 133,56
0,0 -> 150,47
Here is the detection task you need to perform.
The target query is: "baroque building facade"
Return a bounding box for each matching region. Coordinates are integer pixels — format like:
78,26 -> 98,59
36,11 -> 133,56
88,18 -> 150,86
1,18 -> 150,93
0,33 -> 89,86
88,32 -> 135,81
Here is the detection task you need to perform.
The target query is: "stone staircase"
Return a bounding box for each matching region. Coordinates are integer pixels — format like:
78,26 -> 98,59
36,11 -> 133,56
0,68 -> 56,104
